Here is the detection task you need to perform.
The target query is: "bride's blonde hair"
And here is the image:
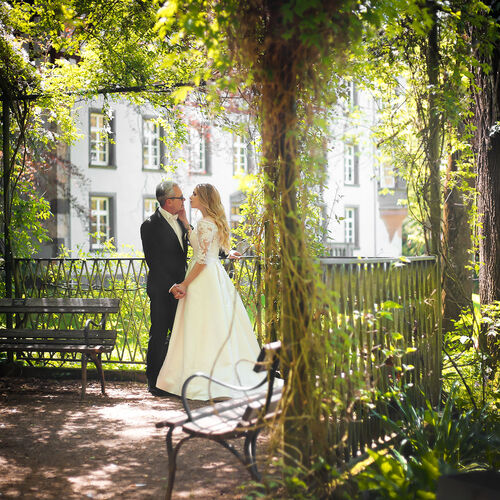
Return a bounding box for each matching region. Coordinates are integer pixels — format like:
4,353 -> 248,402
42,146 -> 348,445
195,183 -> 231,253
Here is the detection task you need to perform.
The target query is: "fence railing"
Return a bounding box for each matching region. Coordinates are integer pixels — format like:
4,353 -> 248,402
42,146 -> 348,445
3,255 -> 441,461
318,256 -> 441,460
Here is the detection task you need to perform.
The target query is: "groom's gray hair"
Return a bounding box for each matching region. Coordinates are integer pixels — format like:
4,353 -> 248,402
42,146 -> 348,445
156,180 -> 177,206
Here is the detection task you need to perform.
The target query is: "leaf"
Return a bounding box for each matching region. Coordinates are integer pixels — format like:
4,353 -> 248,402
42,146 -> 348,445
382,300 -> 403,309
171,85 -> 193,103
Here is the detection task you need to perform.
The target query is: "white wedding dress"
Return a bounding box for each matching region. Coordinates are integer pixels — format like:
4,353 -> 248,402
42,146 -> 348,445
156,218 -> 262,400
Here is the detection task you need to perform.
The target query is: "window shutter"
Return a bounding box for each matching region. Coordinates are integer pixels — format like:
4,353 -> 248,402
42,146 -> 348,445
109,195 -> 116,243
159,125 -> 165,169
204,132 -> 211,175
354,145 -> 359,185
355,207 -> 360,248
353,82 -> 358,107
108,114 -> 116,167
247,142 -> 254,174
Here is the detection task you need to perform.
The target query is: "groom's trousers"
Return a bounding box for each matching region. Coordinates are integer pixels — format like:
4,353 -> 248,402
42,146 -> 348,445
146,291 -> 178,390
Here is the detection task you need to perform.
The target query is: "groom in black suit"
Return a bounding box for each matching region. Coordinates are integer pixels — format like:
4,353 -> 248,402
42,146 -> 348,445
140,181 -> 188,396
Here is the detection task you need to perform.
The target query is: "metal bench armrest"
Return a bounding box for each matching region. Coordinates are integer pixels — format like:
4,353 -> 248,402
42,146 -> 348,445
84,313 -> 107,331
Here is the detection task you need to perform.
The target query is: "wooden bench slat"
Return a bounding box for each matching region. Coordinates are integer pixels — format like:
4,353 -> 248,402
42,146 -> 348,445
0,329 -> 116,339
182,383 -> 283,437
0,340 -> 115,348
0,344 -> 114,353
241,388 -> 283,422
0,298 -> 120,314
155,387 -> 269,429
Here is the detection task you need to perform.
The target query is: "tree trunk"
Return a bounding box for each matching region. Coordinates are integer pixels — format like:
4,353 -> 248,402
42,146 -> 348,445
425,1 -> 442,257
260,88 -> 279,344
2,94 -> 13,300
442,146 -> 473,334
471,4 -> 500,365
257,15 -> 314,464
476,93 -> 500,306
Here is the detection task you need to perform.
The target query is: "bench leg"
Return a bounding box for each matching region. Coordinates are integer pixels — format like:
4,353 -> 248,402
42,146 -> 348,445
165,429 -> 193,500
89,352 -> 106,395
213,437 -> 262,481
81,353 -> 88,400
243,430 -> 262,481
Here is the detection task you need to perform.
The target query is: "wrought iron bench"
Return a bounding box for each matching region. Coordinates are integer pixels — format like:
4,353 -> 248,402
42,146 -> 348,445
0,297 -> 120,399
155,340 -> 283,500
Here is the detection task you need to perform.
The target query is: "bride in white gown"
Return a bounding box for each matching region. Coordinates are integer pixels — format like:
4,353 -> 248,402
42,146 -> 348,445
156,183 -> 262,400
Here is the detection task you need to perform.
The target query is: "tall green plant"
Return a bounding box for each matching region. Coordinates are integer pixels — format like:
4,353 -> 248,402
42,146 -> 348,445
357,384 -> 500,499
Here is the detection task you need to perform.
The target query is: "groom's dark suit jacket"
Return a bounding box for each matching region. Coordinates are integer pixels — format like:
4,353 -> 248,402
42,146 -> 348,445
140,208 -> 188,388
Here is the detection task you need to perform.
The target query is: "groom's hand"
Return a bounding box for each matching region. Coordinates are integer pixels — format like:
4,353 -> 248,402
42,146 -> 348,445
171,284 -> 186,300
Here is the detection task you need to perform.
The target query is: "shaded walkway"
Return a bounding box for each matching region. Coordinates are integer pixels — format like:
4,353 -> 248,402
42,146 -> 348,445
0,377 -> 271,499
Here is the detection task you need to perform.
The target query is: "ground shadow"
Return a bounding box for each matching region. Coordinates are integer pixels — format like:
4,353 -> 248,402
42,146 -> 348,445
0,377 -> 270,499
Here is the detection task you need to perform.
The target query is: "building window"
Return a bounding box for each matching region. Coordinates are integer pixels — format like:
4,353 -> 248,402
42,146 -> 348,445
143,119 -> 160,170
344,207 -> 359,247
189,128 -> 208,174
230,204 -> 241,231
379,159 -> 396,188
143,197 -> 158,218
344,144 -> 359,185
233,135 -> 248,174
90,195 -> 114,250
90,112 -> 113,167
230,191 -> 246,233
342,80 -> 358,111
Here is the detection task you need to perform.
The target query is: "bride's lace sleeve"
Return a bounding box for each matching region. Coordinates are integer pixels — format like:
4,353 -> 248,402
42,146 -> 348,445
196,219 -> 217,263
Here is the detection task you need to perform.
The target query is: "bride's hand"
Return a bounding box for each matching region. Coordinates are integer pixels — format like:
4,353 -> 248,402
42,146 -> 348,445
176,282 -> 187,296
177,208 -> 189,228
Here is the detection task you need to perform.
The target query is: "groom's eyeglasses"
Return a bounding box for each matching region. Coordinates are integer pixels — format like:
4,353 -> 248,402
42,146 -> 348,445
167,196 -> 185,201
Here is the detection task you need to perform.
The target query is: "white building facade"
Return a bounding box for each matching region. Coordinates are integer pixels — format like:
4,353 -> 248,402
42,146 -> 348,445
324,83 -> 407,257
38,89 -> 406,258
60,96 -> 255,256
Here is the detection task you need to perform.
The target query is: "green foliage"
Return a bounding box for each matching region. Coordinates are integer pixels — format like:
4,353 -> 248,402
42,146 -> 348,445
357,448 -> 444,500
443,297 -> 500,411
243,457 -> 341,500
353,0 -> 483,258
1,0 -> 204,261
9,178 -> 52,258
356,384 -> 500,499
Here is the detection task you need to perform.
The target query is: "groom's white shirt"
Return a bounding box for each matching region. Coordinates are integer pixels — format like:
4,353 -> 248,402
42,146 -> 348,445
159,206 -> 184,249
159,206 -> 185,294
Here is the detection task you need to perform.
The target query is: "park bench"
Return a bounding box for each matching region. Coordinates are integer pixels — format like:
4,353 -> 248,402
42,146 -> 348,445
156,340 -> 283,500
0,297 -> 120,399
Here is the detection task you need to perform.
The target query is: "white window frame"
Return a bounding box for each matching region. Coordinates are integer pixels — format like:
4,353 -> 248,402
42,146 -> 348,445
143,197 -> 158,219
233,135 -> 248,174
90,196 -> 111,250
344,144 -> 355,185
189,128 -> 207,173
379,160 -> 396,188
90,113 -> 109,166
344,207 -> 357,245
143,119 -> 160,170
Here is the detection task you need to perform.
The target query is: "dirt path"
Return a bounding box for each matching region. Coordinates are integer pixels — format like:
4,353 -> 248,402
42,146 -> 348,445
0,377 -> 273,499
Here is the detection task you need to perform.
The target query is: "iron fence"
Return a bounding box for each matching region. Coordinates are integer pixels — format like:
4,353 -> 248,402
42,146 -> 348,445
318,256 -> 441,460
